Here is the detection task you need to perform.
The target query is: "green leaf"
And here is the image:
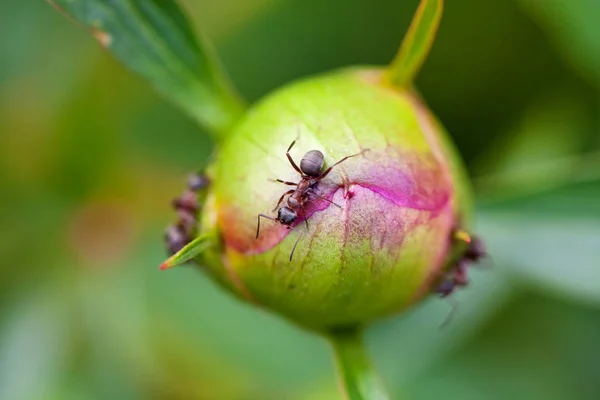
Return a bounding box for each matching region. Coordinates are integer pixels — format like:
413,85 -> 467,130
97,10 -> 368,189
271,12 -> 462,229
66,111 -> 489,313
517,0 -> 600,87
386,0 -> 443,87
473,89 -> 593,203
405,293 -> 600,400
0,290 -> 70,400
160,234 -> 213,270
478,207 -> 600,307
48,0 -> 246,138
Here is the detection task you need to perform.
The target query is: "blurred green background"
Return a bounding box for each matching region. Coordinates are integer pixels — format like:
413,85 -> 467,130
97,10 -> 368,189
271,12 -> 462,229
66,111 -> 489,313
1,0 -> 599,399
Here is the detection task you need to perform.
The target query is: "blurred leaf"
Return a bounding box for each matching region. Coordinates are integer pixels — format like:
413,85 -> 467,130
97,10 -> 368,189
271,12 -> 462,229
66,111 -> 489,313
0,289 -> 70,400
406,292 -> 600,400
217,0 -> 571,165
297,385 -> 344,400
71,248 -> 258,399
48,0 -> 245,136
142,234 -> 335,395
478,208 -> 600,307
300,259 -> 516,399
518,0 -> 600,86
473,89 -> 593,202
125,100 -> 212,167
475,152 -> 600,204
180,0 -> 277,39
477,177 -> 600,306
217,0 -> 417,100
371,262 -> 514,397
4,1 -> 600,399
387,0 -> 443,86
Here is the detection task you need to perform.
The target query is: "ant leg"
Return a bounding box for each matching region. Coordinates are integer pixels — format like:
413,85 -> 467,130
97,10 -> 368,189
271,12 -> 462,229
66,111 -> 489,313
165,224 -> 188,255
439,297 -> 459,329
172,191 -> 198,213
288,225 -> 305,261
307,190 -> 342,208
272,189 -> 295,212
256,213 -> 304,261
300,202 -> 309,230
454,262 -> 469,287
319,148 -> 369,179
272,179 -> 298,186
434,276 -> 455,298
285,140 -> 303,175
256,214 -> 278,239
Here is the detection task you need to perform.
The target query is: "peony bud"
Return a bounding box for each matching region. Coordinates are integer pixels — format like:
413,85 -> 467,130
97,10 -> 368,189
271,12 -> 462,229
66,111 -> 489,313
171,66 -> 474,332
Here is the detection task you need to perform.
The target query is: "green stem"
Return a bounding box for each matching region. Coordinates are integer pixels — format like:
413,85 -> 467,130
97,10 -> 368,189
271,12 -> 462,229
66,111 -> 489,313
386,0 -> 444,87
328,327 -> 390,400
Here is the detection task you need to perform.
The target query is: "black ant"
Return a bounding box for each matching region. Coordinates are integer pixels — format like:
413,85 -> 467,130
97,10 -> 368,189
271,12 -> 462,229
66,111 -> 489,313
164,173 -> 209,256
434,233 -> 487,327
256,140 -> 368,261
435,234 -> 487,297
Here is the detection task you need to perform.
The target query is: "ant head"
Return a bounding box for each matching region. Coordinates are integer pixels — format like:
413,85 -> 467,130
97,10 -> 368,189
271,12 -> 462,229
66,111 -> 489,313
300,150 -> 324,177
464,235 -> 486,262
277,206 -> 297,225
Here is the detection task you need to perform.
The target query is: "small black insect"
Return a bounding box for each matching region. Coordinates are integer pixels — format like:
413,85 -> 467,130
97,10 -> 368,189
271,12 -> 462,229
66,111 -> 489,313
435,234 -> 487,298
164,173 -> 210,256
256,140 -> 367,261
434,233 -> 487,327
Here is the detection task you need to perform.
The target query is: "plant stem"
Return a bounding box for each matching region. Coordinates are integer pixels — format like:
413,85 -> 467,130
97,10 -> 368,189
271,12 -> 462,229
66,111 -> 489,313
328,327 -> 390,400
386,0 -> 444,87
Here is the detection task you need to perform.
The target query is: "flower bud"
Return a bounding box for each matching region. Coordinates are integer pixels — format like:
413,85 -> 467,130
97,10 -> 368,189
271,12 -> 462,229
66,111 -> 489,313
192,67 -> 473,331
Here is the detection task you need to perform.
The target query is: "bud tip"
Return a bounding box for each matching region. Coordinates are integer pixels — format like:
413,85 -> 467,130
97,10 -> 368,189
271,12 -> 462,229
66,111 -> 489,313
454,229 -> 471,244
158,234 -> 212,271
159,258 -> 175,271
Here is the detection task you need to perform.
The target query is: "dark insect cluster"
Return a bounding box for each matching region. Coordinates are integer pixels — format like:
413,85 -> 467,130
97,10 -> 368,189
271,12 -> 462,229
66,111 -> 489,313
164,173 -> 209,256
256,140 -> 367,261
434,234 -> 487,298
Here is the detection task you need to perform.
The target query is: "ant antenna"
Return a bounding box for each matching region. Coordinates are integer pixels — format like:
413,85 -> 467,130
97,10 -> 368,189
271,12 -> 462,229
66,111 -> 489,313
256,214 -> 276,238
439,297 -> 459,329
308,190 -> 342,208
256,214 -> 305,261
288,226 -> 305,261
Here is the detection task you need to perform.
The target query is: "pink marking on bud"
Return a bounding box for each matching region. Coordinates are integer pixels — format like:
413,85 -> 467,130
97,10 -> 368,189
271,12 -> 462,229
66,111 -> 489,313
218,148 -> 453,258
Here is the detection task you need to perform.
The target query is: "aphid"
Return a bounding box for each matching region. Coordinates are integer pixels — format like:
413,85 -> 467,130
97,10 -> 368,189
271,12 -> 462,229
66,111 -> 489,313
165,224 -> 189,256
164,172 -> 210,256
256,140 -> 367,261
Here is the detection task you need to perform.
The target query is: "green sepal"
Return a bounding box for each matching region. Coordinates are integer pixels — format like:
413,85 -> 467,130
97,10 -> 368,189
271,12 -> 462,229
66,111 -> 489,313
387,0 -> 444,87
160,233 -> 213,270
